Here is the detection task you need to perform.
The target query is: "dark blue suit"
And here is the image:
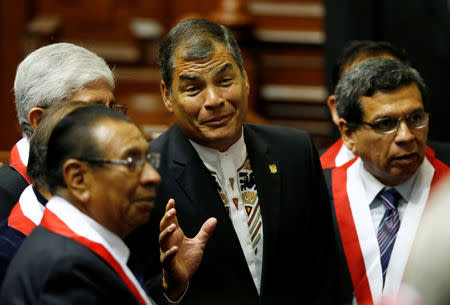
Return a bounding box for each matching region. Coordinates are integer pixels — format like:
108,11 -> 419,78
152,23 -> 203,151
0,185 -> 47,288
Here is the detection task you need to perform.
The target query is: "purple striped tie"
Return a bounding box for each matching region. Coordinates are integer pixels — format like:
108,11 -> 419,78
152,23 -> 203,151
377,188 -> 401,285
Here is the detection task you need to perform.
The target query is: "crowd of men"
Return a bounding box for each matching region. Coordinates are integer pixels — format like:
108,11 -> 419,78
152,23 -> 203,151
0,17 -> 448,305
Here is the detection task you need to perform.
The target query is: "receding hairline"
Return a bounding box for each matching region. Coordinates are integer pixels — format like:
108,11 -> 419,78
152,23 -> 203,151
173,37 -> 242,70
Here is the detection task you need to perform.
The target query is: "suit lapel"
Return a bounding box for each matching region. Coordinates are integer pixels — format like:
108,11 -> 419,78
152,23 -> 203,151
243,125 -> 281,292
167,126 -> 230,223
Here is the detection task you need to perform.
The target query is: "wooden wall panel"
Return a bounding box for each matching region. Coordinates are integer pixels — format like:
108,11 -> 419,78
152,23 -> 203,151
0,0 -> 27,150
1,0 -> 332,147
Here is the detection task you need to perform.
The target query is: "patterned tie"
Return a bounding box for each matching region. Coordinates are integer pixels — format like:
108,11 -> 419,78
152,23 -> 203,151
377,188 -> 401,285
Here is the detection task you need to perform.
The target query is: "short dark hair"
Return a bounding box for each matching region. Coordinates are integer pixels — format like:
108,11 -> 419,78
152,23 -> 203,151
335,58 -> 428,130
331,40 -> 410,93
159,18 -> 244,95
45,104 -> 131,193
27,100 -> 90,186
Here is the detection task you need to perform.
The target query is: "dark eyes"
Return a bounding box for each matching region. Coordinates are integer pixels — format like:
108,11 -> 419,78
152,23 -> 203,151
221,77 -> 232,84
186,86 -> 199,93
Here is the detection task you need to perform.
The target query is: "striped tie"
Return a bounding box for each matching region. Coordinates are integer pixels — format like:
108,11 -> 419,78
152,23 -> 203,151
377,188 -> 401,285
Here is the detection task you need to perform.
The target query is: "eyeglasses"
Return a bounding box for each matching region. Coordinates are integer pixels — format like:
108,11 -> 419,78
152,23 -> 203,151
110,104 -> 128,115
359,111 -> 429,134
79,152 -> 160,170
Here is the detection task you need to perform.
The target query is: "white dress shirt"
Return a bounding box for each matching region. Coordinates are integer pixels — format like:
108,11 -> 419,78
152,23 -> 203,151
190,132 -> 263,294
359,164 -> 417,233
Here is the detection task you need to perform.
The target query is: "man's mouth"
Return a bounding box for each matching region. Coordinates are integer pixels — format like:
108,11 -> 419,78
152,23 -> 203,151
391,153 -> 419,166
203,113 -> 232,126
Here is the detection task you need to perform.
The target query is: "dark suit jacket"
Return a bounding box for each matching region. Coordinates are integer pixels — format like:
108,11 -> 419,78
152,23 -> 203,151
0,226 -> 143,305
127,123 -> 352,305
0,163 -> 28,220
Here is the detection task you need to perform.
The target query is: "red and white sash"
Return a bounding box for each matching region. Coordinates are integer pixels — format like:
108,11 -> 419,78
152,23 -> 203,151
321,138 -> 436,170
9,138 -> 32,184
41,197 -> 154,305
332,155 -> 448,305
321,139 -> 349,169
8,185 -> 44,235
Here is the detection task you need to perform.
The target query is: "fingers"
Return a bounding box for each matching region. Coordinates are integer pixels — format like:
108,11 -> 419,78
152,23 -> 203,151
160,199 -> 178,231
160,245 -> 179,266
194,217 -> 217,244
165,198 -> 175,212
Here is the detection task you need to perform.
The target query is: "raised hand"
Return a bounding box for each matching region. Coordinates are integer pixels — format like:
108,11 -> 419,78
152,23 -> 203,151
159,198 -> 217,300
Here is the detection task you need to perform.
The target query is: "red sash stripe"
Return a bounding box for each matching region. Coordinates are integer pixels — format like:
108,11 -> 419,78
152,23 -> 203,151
332,158 -> 375,305
8,202 -> 37,236
41,209 -> 148,305
426,155 -> 449,194
320,138 -> 343,169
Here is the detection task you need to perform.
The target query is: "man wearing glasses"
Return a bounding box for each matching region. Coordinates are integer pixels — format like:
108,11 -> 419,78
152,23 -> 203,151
1,104 -> 216,304
326,58 -> 449,305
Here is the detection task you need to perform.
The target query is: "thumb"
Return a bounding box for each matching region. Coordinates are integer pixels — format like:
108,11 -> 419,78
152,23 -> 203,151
194,217 -> 217,244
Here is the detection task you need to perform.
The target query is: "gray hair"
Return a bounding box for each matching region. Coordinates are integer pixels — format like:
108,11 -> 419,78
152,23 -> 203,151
335,58 -> 428,129
159,18 -> 244,95
14,42 -> 115,138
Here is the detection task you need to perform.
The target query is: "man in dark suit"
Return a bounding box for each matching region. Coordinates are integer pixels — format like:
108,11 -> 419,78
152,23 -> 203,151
0,42 -> 118,220
1,105 -> 216,305
0,100 -> 90,287
325,58 -> 449,305
127,18 -> 352,305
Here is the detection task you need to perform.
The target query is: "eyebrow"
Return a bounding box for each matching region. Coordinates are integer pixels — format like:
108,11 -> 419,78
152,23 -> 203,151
178,63 -> 234,82
217,63 -> 233,74
372,107 -> 425,120
179,74 -> 199,82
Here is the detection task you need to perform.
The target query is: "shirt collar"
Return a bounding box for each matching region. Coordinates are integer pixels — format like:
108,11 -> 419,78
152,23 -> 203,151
189,129 -> 246,171
360,161 -> 419,206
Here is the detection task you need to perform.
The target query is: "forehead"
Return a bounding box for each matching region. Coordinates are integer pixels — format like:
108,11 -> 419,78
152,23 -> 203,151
69,79 -> 115,104
360,83 -> 423,118
173,42 -> 238,78
92,119 -> 147,156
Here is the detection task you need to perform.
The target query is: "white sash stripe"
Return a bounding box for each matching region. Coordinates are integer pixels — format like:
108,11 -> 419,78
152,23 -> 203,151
16,138 -> 30,166
335,142 -> 355,167
18,185 -> 45,225
347,159 -> 383,304
46,197 -> 154,305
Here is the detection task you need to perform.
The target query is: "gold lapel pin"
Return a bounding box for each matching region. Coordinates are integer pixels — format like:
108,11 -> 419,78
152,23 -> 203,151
269,164 -> 277,174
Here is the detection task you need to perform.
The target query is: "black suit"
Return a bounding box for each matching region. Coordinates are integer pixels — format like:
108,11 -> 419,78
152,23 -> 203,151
0,163 -> 28,220
127,123 -> 352,305
0,226 -> 141,305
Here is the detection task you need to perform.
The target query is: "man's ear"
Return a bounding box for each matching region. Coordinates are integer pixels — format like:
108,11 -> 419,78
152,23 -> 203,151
62,159 -> 91,204
338,118 -> 358,154
243,70 -> 250,95
160,81 -> 174,114
28,107 -> 46,131
326,95 -> 339,126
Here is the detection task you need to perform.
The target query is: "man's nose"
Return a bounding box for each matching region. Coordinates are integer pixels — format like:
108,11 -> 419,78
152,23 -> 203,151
141,162 -> 161,186
204,86 -> 225,108
394,120 -> 415,143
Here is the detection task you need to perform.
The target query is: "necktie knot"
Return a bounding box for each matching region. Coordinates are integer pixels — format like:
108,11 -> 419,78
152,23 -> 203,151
378,188 -> 401,211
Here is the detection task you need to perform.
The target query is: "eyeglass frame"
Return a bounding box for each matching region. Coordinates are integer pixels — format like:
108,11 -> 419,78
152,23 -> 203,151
78,152 -> 160,170
357,111 -> 430,135
110,103 -> 128,115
